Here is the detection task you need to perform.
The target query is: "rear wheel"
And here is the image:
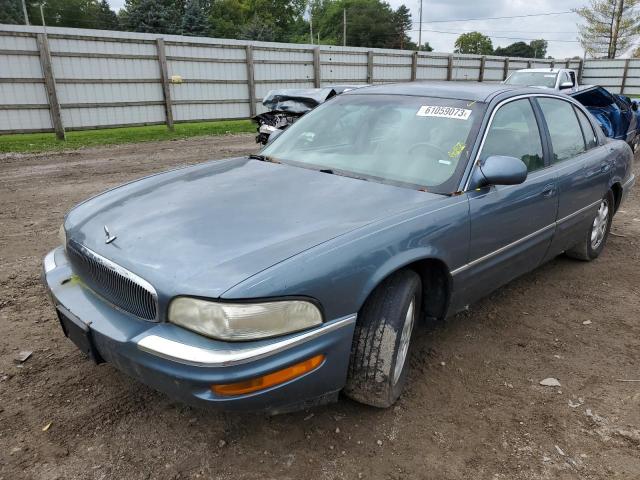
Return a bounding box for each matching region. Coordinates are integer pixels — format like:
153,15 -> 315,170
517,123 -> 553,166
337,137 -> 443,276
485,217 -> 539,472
344,270 -> 421,408
566,190 -> 614,261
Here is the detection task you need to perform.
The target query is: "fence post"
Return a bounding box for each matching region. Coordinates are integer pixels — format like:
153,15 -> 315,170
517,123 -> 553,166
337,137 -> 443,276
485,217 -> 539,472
503,57 -> 510,80
621,58 -> 630,94
245,45 -> 256,117
478,55 -> 486,82
36,33 -> 65,140
411,51 -> 418,81
447,54 -> 453,81
578,58 -> 584,84
155,38 -> 174,130
313,47 -> 321,88
367,51 -> 374,84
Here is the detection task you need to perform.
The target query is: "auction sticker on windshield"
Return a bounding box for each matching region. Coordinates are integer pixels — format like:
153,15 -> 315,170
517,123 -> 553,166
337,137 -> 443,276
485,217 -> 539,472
416,105 -> 472,120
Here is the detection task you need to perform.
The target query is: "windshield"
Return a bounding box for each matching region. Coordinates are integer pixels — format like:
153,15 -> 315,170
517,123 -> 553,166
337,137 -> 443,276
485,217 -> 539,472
261,94 -> 484,192
505,72 -> 558,88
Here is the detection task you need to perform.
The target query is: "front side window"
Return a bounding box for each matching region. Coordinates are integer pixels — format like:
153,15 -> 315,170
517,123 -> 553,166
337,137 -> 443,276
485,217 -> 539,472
262,94 -> 484,192
537,98 -> 586,163
480,99 -> 544,172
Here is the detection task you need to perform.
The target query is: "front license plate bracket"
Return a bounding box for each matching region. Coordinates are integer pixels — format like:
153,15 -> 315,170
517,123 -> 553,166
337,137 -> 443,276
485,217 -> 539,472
56,306 -> 104,364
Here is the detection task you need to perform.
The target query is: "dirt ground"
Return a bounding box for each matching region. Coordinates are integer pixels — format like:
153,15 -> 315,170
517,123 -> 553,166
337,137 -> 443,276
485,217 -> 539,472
1,134 -> 639,480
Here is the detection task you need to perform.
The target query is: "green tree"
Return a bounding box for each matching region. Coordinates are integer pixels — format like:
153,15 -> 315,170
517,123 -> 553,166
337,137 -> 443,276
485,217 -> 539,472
0,0 -> 26,24
208,0 -> 248,38
529,39 -> 548,58
96,0 -> 120,30
391,4 -> 413,49
493,41 -> 533,58
207,0 -> 306,42
182,0 -> 209,35
316,0 -> 406,48
575,0 -> 640,58
120,0 -> 185,34
420,41 -> 433,52
28,0 -> 112,29
454,31 -> 493,55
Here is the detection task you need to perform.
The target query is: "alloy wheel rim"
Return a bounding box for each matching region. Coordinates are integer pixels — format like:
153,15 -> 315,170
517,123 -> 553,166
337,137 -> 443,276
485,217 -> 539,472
590,199 -> 609,250
393,298 -> 415,385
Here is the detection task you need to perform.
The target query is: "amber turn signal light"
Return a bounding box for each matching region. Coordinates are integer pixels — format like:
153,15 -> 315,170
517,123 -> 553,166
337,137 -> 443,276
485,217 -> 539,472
211,354 -> 325,396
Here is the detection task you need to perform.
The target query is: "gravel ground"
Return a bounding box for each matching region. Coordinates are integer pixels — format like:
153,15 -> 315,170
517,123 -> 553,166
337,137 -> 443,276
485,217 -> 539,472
1,134 -> 639,480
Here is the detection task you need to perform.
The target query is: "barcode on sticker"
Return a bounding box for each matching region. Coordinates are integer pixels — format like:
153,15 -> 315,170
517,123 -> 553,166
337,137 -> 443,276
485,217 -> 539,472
417,105 -> 472,120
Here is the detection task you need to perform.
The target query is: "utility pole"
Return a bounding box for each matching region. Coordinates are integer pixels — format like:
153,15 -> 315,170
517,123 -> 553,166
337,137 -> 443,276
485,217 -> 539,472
310,17 -> 314,45
40,4 -> 46,35
21,0 -> 29,25
343,8 -> 346,47
418,0 -> 423,51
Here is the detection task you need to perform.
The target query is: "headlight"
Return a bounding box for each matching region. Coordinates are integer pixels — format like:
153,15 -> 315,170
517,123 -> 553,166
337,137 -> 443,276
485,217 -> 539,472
58,223 -> 67,246
168,297 -> 323,341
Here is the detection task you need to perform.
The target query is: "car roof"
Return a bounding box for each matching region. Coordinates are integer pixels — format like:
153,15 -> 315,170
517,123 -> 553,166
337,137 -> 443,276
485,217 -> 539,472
514,68 -> 568,73
345,81 -> 557,102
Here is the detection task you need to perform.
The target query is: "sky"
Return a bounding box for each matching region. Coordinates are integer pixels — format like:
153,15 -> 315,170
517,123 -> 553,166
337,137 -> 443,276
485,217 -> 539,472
106,0 -> 587,58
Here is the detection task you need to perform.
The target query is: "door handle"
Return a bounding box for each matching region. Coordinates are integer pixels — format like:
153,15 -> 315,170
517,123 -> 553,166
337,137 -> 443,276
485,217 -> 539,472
541,184 -> 556,197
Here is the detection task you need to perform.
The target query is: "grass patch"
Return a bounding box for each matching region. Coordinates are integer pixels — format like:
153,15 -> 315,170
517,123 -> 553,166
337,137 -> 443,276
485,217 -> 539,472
0,120 -> 255,154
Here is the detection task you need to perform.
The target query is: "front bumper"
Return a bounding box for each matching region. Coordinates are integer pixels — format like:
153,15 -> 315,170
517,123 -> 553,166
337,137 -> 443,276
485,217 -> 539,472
42,247 -> 356,413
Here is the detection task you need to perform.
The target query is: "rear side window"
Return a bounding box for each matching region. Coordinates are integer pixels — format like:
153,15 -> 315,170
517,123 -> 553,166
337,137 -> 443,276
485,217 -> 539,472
574,107 -> 598,149
480,99 -> 544,172
537,98 -> 586,163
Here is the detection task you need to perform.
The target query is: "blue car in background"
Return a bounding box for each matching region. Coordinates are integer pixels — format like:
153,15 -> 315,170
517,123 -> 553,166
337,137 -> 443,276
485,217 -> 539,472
571,85 -> 640,152
43,83 -> 635,413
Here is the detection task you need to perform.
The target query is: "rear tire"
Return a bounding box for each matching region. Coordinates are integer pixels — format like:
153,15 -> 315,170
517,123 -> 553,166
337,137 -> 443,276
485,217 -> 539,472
344,270 -> 421,408
566,190 -> 614,261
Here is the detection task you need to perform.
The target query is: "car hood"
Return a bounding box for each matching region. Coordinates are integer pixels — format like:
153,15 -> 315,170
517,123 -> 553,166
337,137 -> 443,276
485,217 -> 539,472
65,158 -> 440,299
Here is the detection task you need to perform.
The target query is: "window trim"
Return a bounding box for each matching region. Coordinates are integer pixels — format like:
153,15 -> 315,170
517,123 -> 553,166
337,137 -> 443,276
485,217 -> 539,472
462,95 -> 549,191
476,97 -> 546,174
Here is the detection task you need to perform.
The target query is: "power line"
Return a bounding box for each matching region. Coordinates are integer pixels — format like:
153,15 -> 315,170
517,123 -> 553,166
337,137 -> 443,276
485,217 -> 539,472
413,11 -> 576,24
408,28 -> 580,43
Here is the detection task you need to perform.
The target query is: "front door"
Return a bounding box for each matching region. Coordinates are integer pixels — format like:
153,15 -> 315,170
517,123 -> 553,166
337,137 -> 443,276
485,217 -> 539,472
453,97 -> 558,306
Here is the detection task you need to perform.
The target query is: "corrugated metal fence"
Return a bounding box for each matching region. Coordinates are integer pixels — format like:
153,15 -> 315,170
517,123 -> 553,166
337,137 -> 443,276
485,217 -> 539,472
2,23 -> 634,137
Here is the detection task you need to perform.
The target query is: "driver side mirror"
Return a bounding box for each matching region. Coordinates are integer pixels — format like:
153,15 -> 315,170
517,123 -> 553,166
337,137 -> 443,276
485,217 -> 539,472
471,155 -> 528,189
559,81 -> 574,90
632,101 -> 638,112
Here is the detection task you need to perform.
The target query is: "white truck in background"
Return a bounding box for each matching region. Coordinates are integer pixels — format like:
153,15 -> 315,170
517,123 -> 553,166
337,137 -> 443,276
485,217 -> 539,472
504,68 -> 579,91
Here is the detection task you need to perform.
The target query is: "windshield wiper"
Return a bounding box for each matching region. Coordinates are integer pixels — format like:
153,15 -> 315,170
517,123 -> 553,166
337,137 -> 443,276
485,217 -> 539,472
249,154 -> 267,161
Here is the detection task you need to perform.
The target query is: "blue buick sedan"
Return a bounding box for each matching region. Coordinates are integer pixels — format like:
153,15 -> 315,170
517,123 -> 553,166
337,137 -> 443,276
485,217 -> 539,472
43,83 -> 635,412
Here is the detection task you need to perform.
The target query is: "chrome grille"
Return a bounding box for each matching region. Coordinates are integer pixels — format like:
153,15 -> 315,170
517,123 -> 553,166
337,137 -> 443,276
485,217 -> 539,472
67,240 -> 158,321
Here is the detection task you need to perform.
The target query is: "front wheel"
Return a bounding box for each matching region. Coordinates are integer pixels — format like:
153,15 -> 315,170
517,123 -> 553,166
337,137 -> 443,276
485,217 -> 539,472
344,270 -> 421,408
566,190 -> 614,261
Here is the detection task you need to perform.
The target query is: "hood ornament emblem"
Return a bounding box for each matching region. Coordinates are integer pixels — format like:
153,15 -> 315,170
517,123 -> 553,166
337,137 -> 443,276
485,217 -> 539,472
104,225 -> 117,244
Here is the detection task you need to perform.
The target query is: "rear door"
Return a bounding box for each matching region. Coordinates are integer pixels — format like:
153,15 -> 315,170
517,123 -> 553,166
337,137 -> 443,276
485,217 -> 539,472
535,97 -> 612,258
454,97 -> 558,305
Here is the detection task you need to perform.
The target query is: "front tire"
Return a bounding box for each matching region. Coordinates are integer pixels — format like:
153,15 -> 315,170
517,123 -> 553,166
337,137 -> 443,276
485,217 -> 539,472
566,190 -> 614,261
344,270 -> 421,408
